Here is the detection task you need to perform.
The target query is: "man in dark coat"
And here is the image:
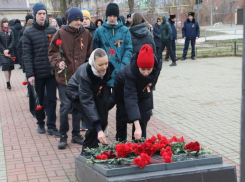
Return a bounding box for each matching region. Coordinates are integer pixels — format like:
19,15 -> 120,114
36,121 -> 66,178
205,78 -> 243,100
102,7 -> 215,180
56,17 -> 62,28
11,19 -> 22,66
49,7 -> 93,150
165,13 -> 177,61
158,15 -> 177,66
153,18 -> 161,57
18,14 -> 33,42
181,12 -> 200,60
125,14 -> 132,27
22,3 -> 60,136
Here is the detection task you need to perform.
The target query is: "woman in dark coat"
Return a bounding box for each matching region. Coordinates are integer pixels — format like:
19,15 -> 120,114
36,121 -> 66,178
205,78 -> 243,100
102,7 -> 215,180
113,45 -> 162,142
66,48 -> 114,152
95,19 -> 103,28
129,12 -> 156,54
0,18 -> 15,89
153,18 -> 161,58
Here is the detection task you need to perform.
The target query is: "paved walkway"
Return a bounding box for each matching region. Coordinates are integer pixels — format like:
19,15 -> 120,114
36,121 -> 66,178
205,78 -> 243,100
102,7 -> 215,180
0,57 -> 241,181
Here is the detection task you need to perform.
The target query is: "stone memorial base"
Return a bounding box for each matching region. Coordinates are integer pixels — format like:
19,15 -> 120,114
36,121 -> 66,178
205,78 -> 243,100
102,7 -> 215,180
75,155 -> 237,182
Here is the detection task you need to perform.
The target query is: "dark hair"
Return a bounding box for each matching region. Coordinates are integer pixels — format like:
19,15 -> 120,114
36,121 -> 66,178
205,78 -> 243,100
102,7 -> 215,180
130,12 -> 146,27
0,18 -> 10,33
94,48 -> 107,60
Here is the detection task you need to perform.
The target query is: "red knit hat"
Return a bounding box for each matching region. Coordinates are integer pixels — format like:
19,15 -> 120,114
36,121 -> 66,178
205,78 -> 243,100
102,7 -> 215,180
137,45 -> 154,68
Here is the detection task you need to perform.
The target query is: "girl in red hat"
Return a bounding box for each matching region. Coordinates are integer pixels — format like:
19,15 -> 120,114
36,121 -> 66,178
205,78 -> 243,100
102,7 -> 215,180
111,44 -> 162,141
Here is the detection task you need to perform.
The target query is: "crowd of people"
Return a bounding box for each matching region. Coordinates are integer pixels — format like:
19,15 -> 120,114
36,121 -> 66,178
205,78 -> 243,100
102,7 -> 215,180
0,2 -> 200,152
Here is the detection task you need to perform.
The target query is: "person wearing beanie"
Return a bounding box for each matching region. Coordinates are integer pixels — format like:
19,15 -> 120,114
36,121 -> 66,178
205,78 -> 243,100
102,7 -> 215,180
0,17 -> 15,90
93,2 -> 132,91
56,17 -> 62,28
48,7 -> 93,149
22,2 -> 59,137
82,10 -> 96,36
111,44 -> 162,141
17,14 -> 33,42
153,18 -> 161,57
165,13 -> 177,62
181,12 -> 200,61
158,15 -> 177,66
125,13 -> 132,27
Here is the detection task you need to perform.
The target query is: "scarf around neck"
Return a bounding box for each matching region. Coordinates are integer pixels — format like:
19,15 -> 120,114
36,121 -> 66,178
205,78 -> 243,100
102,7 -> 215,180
2,27 -> 8,32
89,49 -> 107,78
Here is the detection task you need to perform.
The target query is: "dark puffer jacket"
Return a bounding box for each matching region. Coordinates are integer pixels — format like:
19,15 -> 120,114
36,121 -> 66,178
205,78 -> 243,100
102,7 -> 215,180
66,62 -> 114,130
12,21 -> 23,47
182,18 -> 200,39
168,18 -> 177,40
0,31 -> 15,66
85,22 -> 96,36
17,36 -> 25,72
22,19 -> 57,78
153,23 -> 161,47
113,53 -> 162,123
130,22 -> 156,54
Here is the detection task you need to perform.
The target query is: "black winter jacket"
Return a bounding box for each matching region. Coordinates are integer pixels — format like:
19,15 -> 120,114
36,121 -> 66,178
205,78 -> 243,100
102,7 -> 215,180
153,23 -> 161,47
130,23 -> 156,54
22,20 -> 56,78
0,31 -> 15,66
66,62 -> 114,131
85,22 -> 96,36
113,53 -> 162,123
17,36 -> 25,72
12,23 -> 22,47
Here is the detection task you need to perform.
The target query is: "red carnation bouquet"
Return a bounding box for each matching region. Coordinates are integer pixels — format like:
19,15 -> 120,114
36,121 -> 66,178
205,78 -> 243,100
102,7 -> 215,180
56,39 -> 68,85
32,85 -> 43,111
85,134 -> 210,169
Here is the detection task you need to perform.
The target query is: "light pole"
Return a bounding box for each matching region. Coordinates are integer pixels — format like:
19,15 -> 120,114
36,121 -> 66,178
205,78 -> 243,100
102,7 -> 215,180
241,0 -> 245,181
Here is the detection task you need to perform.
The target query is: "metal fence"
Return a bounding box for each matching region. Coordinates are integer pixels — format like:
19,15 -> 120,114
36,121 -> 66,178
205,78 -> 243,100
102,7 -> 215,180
162,41 -> 242,59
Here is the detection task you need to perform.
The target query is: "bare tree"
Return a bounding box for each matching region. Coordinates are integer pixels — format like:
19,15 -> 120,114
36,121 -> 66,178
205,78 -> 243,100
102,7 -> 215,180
128,0 -> 134,14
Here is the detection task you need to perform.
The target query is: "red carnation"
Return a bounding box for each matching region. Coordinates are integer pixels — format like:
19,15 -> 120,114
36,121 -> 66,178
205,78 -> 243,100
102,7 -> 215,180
161,146 -> 173,163
36,105 -> 43,110
56,39 -> 62,46
184,142 -> 200,152
96,155 -> 102,160
22,81 -> 28,85
101,154 -> 108,160
133,153 -> 151,168
115,143 -> 133,158
108,150 -> 116,159
13,56 -> 16,62
109,49 -> 115,54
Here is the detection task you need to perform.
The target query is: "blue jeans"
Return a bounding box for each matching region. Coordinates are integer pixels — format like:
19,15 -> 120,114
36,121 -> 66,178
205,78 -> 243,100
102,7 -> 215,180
58,84 -> 81,137
35,76 -> 57,129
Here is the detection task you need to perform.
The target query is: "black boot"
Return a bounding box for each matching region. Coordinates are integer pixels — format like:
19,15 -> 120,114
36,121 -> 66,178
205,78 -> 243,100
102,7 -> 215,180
170,61 -> 177,66
7,82 -> 11,90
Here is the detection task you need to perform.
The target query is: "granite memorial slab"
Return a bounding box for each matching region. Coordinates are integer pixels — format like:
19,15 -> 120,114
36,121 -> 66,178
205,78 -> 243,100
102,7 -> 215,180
75,154 -> 237,182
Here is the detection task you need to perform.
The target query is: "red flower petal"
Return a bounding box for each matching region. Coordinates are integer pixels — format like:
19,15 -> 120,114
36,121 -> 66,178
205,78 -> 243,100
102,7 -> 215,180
56,39 -> 62,46
109,49 -> 115,54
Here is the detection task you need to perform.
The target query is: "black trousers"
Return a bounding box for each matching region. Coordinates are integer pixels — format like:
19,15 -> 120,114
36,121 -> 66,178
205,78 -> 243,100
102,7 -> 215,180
73,87 -> 111,152
165,39 -> 176,59
28,83 -> 36,117
158,41 -> 176,61
116,120 -> 148,142
182,38 -> 196,58
35,76 -> 57,129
